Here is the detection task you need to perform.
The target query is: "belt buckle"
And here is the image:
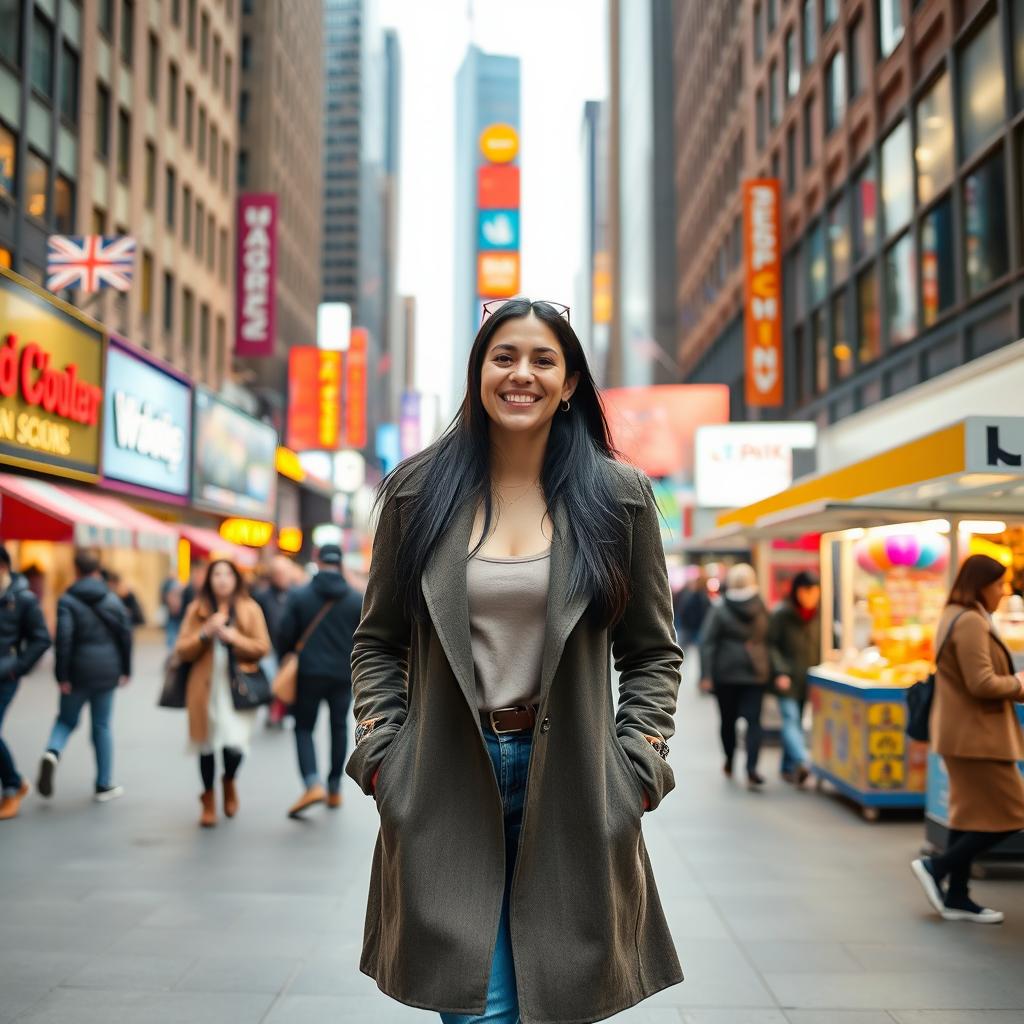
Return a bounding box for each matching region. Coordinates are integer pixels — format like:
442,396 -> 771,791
489,706 -> 521,735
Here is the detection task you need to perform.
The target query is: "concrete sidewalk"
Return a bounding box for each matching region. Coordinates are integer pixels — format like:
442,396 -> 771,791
1,636 -> 1022,1023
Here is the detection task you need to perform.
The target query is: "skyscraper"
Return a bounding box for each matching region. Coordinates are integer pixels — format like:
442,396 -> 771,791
452,45 -> 520,410
578,99 -> 611,387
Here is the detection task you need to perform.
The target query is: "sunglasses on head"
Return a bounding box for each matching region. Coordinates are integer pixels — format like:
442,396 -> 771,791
480,298 -> 571,326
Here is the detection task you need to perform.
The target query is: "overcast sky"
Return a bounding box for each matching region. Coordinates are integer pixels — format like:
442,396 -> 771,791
378,0 -> 609,415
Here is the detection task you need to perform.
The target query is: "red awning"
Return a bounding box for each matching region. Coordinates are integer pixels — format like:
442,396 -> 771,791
179,524 -> 259,569
70,491 -> 179,554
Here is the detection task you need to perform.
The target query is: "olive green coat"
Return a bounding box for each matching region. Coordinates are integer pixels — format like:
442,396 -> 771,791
345,459 -> 684,1024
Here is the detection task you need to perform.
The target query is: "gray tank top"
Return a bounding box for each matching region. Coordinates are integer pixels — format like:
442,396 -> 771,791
466,548 -> 550,712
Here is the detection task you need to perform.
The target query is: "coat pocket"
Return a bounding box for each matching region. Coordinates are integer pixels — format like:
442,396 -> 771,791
608,729 -> 647,818
373,725 -> 411,806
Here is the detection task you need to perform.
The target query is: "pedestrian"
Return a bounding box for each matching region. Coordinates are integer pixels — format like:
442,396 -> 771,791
253,554 -> 296,729
911,554 -> 1024,924
768,570 -> 821,786
160,576 -> 184,647
0,543 -> 51,820
277,543 -> 363,817
700,562 -> 772,788
676,572 -> 711,685
37,550 -> 133,804
106,572 -> 145,627
346,298 -> 683,1024
175,559 -> 271,828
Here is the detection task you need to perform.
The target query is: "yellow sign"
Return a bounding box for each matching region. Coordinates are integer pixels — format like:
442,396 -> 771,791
219,518 -> 274,548
275,446 -> 306,482
479,123 -> 519,164
0,267 -> 104,481
278,527 -> 303,553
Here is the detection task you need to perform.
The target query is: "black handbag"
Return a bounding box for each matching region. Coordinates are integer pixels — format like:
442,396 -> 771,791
227,645 -> 272,711
158,653 -> 189,709
905,610 -> 965,742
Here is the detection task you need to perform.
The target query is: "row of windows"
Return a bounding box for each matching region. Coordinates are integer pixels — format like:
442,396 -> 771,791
0,121 -> 74,232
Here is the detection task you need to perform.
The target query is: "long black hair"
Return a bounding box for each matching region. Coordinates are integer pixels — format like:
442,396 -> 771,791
375,298 -> 633,628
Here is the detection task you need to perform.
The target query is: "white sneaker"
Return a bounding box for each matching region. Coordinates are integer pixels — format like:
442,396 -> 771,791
941,901 -> 1004,924
911,858 -> 945,914
94,785 -> 124,803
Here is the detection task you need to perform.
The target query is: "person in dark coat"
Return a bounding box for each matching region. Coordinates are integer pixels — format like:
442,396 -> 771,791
0,543 -> 51,820
277,544 -> 363,817
768,570 -> 821,786
37,550 -> 133,803
106,572 -> 145,627
253,555 -> 297,729
700,562 -> 772,788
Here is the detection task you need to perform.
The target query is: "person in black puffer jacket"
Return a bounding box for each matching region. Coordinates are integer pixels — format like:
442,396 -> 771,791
700,563 -> 772,788
37,550 -> 133,804
277,543 -> 363,817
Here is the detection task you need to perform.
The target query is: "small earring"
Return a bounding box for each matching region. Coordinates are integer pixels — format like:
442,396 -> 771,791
560,399 -> 571,413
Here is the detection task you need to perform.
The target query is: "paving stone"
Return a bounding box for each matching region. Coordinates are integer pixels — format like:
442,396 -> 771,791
63,953 -> 194,991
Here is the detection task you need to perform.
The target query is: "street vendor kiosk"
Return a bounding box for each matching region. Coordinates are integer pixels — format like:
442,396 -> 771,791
714,417 -> 1024,824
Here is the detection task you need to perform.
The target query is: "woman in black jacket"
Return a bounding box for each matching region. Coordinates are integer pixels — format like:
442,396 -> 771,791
700,563 -> 772,787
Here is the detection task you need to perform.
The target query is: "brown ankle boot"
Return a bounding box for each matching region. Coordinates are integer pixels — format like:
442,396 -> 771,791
0,780 -> 30,821
199,789 -> 217,828
222,776 -> 238,818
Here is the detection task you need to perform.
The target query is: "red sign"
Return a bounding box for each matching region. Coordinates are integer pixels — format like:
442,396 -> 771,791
235,193 -> 278,357
343,328 -> 367,448
287,347 -> 342,451
478,165 -> 520,209
743,180 -> 783,407
0,333 -> 102,426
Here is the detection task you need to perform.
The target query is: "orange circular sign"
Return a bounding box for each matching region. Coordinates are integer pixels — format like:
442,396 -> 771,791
479,123 -> 519,164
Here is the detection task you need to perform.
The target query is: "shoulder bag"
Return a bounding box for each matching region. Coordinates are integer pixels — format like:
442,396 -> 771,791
905,610 -> 966,743
271,600 -> 336,705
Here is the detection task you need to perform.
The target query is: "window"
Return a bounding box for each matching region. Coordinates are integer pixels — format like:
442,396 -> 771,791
213,34 -> 221,89
210,123 -> 218,177
195,198 -> 204,256
959,17 -> 1006,160
92,205 -> 106,234
117,108 -> 131,180
31,10 -> 54,98
878,0 -> 904,60
828,195 -> 850,284
849,18 -> 867,99
147,32 -> 159,101
185,86 -> 195,146
964,147 -> 1010,295
825,51 -> 845,133
219,226 -> 228,281
920,195 -> 955,325
767,0 -> 777,33
880,119 -> 912,236
915,72 -> 954,206
756,87 -> 766,150
832,292 -> 853,380
26,151 -> 47,219
99,0 -> 114,36
803,94 -> 816,167
165,165 -> 176,227
120,0 -> 133,66
182,184 -> 192,244
182,287 -> 194,349
60,45 -> 79,125
200,11 -> 210,70
199,302 -> 210,371
241,34 -> 251,71
168,62 -> 179,126
812,310 -> 828,394
857,268 -> 881,363
852,161 -> 877,261
141,250 -> 153,324
824,0 -> 840,29
786,124 -> 797,194
144,141 -> 156,208
754,3 -> 764,62
786,29 -> 799,98
1,0 -> 21,67
96,83 -> 111,158
54,174 -> 74,233
198,105 -> 206,163
0,123 -> 15,197
187,0 -> 197,49
807,220 -> 827,307
795,324 -> 809,403
1014,0 -> 1024,108
172,0 -> 181,26
206,212 -> 215,268
239,89 -> 249,125
163,270 -> 174,333
221,140 -> 229,191
769,61 -> 780,127
802,0 -> 816,67
885,233 -> 917,345
237,149 -> 247,187
224,55 -> 232,105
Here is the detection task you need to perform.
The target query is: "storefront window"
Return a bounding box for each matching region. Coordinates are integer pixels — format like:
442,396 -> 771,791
25,150 -> 47,219
877,0 -> 904,60
963,147 -> 1010,295
852,162 -> 877,262
857,268 -> 881,364
920,196 -> 955,326
825,51 -> 845,133
812,309 -> 828,394
832,292 -> 853,380
807,220 -> 827,307
828,195 -> 850,284
0,123 -> 15,197
880,119 -> 912,237
915,71 -> 954,206
959,17 -> 1006,160
885,233 -> 917,346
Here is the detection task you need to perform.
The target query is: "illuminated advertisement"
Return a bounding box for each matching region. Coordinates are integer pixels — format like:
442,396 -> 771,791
743,179 -> 783,407
235,193 -> 278,357
479,123 -> 519,163
343,328 -> 368,448
287,347 -> 342,451
478,210 -> 520,251
478,165 -> 520,209
192,387 -> 278,518
102,336 -> 191,502
0,267 -> 103,481
477,252 -> 520,299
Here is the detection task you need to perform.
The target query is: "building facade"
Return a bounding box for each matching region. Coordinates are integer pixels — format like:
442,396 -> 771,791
677,0 -> 1024,428
0,0 -> 239,390
236,0 -> 323,412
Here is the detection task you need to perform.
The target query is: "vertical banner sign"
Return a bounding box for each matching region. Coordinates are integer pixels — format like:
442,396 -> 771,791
317,349 -> 342,448
235,193 -> 278,357
343,328 -> 368,448
743,180 -> 783,407
287,347 -> 342,451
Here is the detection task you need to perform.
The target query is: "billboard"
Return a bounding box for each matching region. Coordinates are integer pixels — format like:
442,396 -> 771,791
743,180 -> 783,407
602,384 -> 730,479
477,252 -> 520,298
192,387 -> 278,517
479,123 -> 520,163
478,165 -> 520,209
102,336 -> 191,502
317,301 -> 351,351
343,328 -> 368,448
0,267 -> 104,481
478,210 -> 520,251
235,193 -> 278,357
287,347 -> 342,451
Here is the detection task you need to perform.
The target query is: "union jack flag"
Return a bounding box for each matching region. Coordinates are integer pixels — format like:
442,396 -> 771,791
46,235 -> 136,293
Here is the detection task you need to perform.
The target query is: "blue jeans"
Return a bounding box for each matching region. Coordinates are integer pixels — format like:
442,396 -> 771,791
294,676 -> 352,793
778,696 -> 809,775
46,688 -> 116,789
0,679 -> 22,795
440,727 -> 531,1024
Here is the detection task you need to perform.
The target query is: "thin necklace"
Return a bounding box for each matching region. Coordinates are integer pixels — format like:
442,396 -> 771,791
492,479 -> 541,507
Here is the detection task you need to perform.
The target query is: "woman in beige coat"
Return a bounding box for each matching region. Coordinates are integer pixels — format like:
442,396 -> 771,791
175,560 -> 270,827
911,554 -> 1024,924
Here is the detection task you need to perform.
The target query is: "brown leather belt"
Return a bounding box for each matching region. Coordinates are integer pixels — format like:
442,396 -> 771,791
480,703 -> 539,735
